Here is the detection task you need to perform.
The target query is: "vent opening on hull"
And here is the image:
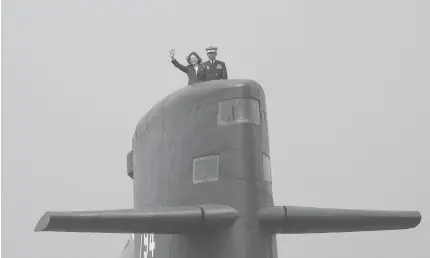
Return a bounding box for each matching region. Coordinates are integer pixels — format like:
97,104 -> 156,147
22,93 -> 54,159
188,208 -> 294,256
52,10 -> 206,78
217,98 -> 261,125
192,154 -> 220,184
263,153 -> 272,183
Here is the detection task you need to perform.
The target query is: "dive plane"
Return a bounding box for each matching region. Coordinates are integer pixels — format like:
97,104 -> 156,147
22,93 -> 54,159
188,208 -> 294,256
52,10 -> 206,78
35,79 -> 422,258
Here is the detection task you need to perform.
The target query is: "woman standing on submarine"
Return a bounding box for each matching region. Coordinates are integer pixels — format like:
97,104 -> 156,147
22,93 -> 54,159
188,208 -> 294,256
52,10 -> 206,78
169,48 -> 203,85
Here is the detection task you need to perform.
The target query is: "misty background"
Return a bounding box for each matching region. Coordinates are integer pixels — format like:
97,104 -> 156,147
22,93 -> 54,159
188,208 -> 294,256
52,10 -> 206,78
2,0 -> 429,257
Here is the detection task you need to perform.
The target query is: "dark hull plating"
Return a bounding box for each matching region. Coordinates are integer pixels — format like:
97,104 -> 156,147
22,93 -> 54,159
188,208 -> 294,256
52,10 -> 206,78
132,80 -> 275,258
34,79 -> 421,258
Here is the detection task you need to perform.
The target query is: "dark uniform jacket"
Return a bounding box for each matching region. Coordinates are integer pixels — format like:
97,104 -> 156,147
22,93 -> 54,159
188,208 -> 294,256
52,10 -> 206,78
197,60 -> 228,82
171,59 -> 200,85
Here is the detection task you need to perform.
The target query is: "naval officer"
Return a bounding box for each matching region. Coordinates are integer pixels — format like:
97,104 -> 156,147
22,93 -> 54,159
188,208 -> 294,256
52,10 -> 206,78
197,45 -> 228,82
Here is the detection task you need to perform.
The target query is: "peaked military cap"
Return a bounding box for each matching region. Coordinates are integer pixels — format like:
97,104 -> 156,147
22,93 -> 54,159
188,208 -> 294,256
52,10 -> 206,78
205,45 -> 218,53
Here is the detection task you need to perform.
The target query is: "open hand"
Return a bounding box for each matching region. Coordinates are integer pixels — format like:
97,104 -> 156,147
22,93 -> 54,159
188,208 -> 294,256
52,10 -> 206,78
169,49 -> 175,60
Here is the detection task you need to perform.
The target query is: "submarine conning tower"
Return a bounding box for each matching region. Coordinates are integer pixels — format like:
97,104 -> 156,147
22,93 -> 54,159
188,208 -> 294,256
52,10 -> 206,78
130,79 -> 273,214
33,79 -> 421,258
128,79 -> 276,258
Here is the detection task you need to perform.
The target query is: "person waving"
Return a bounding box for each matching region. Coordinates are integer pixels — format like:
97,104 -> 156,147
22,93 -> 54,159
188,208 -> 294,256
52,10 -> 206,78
169,48 -> 203,85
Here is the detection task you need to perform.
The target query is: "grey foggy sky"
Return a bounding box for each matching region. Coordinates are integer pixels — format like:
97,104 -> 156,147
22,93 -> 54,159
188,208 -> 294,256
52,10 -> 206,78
2,0 -> 429,257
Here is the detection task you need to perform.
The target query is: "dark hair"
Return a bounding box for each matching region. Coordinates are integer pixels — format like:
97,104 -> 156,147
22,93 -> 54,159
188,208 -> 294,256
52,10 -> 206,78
186,52 -> 202,65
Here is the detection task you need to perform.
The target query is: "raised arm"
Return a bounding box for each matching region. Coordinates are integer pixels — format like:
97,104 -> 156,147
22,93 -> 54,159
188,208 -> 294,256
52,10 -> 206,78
169,49 -> 188,73
171,59 -> 188,73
